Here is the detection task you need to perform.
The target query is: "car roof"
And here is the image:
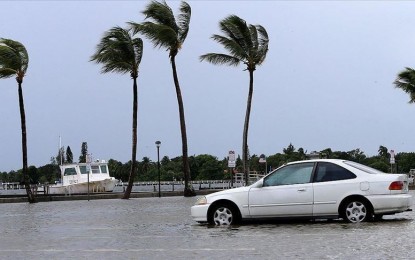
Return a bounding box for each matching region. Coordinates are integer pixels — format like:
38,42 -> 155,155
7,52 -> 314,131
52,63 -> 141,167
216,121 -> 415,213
286,159 -> 346,165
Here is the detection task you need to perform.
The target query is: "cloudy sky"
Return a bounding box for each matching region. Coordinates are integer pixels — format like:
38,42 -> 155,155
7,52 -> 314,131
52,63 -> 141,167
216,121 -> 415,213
1,0 -> 415,172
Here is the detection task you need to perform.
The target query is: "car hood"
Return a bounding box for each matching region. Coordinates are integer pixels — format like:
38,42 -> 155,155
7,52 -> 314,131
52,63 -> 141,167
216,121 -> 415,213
206,186 -> 251,199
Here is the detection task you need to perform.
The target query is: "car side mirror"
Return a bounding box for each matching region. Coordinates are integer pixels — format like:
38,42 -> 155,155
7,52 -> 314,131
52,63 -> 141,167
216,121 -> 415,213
251,179 -> 264,188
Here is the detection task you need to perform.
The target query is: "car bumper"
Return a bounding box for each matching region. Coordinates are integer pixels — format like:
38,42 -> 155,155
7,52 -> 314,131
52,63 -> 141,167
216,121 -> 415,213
191,204 -> 210,222
366,193 -> 413,214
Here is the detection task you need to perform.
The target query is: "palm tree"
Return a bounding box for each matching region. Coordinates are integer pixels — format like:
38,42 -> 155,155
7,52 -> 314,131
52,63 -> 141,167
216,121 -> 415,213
0,38 -> 36,203
200,15 -> 269,186
90,27 -> 143,199
130,0 -> 195,196
394,67 -> 415,103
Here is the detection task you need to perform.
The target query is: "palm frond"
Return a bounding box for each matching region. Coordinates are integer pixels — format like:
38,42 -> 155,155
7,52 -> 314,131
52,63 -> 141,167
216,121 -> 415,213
177,1 -> 191,44
90,26 -> 143,76
211,34 -> 247,60
219,16 -> 244,46
249,25 -> 259,52
0,38 -> 29,77
134,21 -> 178,50
394,67 -> 415,103
202,16 -> 269,70
254,25 -> 269,65
142,0 -> 179,34
132,38 -> 144,68
0,68 -> 16,78
222,15 -> 252,51
200,53 -> 241,66
0,45 -> 20,74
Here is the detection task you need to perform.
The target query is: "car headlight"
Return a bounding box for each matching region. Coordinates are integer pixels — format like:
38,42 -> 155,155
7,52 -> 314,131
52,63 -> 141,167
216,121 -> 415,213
195,196 -> 207,205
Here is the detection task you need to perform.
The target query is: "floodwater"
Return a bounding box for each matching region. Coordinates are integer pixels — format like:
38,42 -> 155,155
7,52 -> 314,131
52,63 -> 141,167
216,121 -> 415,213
0,192 -> 414,259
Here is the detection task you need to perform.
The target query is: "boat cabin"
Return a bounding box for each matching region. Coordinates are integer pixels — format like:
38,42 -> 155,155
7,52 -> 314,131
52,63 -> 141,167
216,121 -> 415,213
60,160 -> 111,186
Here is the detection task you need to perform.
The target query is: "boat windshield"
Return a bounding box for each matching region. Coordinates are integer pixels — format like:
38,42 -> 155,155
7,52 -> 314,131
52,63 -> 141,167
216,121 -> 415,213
100,165 -> 108,174
91,165 -> 100,174
79,166 -> 88,174
64,167 -> 77,176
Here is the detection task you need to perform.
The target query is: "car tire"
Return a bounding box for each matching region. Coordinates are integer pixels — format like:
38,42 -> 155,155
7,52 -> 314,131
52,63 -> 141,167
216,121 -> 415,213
208,203 -> 240,226
342,199 -> 372,223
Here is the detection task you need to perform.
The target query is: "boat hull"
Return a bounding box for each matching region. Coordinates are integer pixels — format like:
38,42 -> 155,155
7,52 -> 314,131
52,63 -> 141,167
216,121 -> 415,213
45,178 -> 118,195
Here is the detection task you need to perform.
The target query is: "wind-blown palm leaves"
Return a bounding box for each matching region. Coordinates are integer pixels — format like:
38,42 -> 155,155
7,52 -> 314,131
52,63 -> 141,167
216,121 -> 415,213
90,27 -> 143,199
394,67 -> 415,103
130,1 -> 195,196
0,38 -> 36,203
200,15 -> 269,185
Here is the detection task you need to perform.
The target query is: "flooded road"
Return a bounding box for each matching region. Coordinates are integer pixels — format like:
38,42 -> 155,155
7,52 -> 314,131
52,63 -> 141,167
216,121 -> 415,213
0,192 -> 414,259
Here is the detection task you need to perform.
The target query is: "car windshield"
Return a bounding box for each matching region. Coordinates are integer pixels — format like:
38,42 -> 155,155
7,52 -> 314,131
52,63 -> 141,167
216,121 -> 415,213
343,161 -> 385,174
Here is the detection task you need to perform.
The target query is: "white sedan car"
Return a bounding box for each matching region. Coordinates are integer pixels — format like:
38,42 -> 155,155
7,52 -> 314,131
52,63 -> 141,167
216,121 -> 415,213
191,159 -> 412,225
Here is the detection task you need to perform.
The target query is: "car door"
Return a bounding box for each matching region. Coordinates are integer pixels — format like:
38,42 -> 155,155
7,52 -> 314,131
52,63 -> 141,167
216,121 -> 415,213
312,162 -> 357,216
248,162 -> 315,218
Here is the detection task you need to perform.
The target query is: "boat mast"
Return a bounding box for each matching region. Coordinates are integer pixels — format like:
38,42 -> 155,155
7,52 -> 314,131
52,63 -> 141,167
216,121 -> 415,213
59,135 -> 64,166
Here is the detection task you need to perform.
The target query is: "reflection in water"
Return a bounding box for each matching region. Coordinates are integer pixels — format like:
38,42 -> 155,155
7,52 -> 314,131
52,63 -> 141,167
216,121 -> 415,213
0,195 -> 413,259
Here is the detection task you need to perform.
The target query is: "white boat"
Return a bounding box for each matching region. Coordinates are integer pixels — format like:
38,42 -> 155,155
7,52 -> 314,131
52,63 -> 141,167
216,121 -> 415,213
44,160 -> 119,195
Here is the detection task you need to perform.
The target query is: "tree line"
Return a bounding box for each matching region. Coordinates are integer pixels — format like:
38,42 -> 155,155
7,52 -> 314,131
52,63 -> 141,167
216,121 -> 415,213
2,144 -> 415,185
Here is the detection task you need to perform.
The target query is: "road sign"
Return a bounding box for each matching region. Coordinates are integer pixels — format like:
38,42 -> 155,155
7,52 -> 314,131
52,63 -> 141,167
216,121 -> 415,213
390,150 -> 395,164
228,150 -> 236,168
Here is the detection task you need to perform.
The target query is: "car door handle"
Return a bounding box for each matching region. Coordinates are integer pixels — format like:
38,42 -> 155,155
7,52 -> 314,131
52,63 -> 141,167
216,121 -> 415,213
297,188 -> 306,192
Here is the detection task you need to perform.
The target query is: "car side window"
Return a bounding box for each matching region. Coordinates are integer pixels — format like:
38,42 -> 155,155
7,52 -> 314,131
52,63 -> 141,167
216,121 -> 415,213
263,163 -> 314,187
314,162 -> 356,182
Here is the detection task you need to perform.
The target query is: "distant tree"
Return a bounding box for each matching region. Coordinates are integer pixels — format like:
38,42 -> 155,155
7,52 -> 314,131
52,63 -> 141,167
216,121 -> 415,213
396,152 -> 415,173
161,156 -> 170,166
368,160 -> 390,173
193,154 -> 223,180
235,155 -> 243,173
66,146 -> 73,163
283,143 -> 295,155
200,15 -> 269,185
378,145 -> 389,159
130,1 -> 195,196
91,26 -> 143,199
347,148 -> 366,162
28,166 -> 40,184
0,38 -> 36,203
38,163 -> 60,184
55,146 -> 65,165
320,148 -> 333,159
141,157 -> 151,174
249,154 -> 260,172
394,67 -> 415,103
79,142 -> 88,163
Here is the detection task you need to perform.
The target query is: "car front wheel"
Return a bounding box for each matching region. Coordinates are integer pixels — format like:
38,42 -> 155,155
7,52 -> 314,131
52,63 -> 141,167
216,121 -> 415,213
342,200 -> 371,223
209,203 -> 239,226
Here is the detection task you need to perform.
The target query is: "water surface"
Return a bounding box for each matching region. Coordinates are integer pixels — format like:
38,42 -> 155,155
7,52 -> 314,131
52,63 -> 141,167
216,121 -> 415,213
0,193 -> 413,259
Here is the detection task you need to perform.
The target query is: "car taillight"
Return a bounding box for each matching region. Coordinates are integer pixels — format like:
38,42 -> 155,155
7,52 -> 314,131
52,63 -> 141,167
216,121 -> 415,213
389,181 -> 403,190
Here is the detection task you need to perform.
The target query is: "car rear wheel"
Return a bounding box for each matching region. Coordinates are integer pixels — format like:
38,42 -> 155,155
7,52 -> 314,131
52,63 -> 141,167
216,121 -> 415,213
209,203 -> 240,226
342,200 -> 371,223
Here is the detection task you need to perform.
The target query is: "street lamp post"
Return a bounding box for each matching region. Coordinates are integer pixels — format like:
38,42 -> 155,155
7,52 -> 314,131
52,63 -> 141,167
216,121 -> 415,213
155,141 -> 161,198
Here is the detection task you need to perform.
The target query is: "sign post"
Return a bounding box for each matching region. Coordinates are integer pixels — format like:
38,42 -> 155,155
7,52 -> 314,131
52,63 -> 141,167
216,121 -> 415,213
86,153 -> 92,201
228,151 -> 236,188
390,150 -> 396,173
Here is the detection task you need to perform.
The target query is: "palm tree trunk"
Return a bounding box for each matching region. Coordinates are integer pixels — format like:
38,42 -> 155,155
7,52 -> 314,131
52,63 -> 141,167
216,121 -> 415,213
123,76 -> 138,199
170,56 -> 195,197
243,70 -> 254,186
18,81 -> 36,203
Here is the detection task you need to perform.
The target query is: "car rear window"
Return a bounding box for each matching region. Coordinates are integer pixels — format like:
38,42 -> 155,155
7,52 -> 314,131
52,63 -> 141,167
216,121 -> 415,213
343,161 -> 385,174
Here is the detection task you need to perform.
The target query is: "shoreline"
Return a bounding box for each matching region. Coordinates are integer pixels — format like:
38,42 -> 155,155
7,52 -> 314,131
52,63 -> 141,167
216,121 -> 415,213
0,189 -> 218,204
